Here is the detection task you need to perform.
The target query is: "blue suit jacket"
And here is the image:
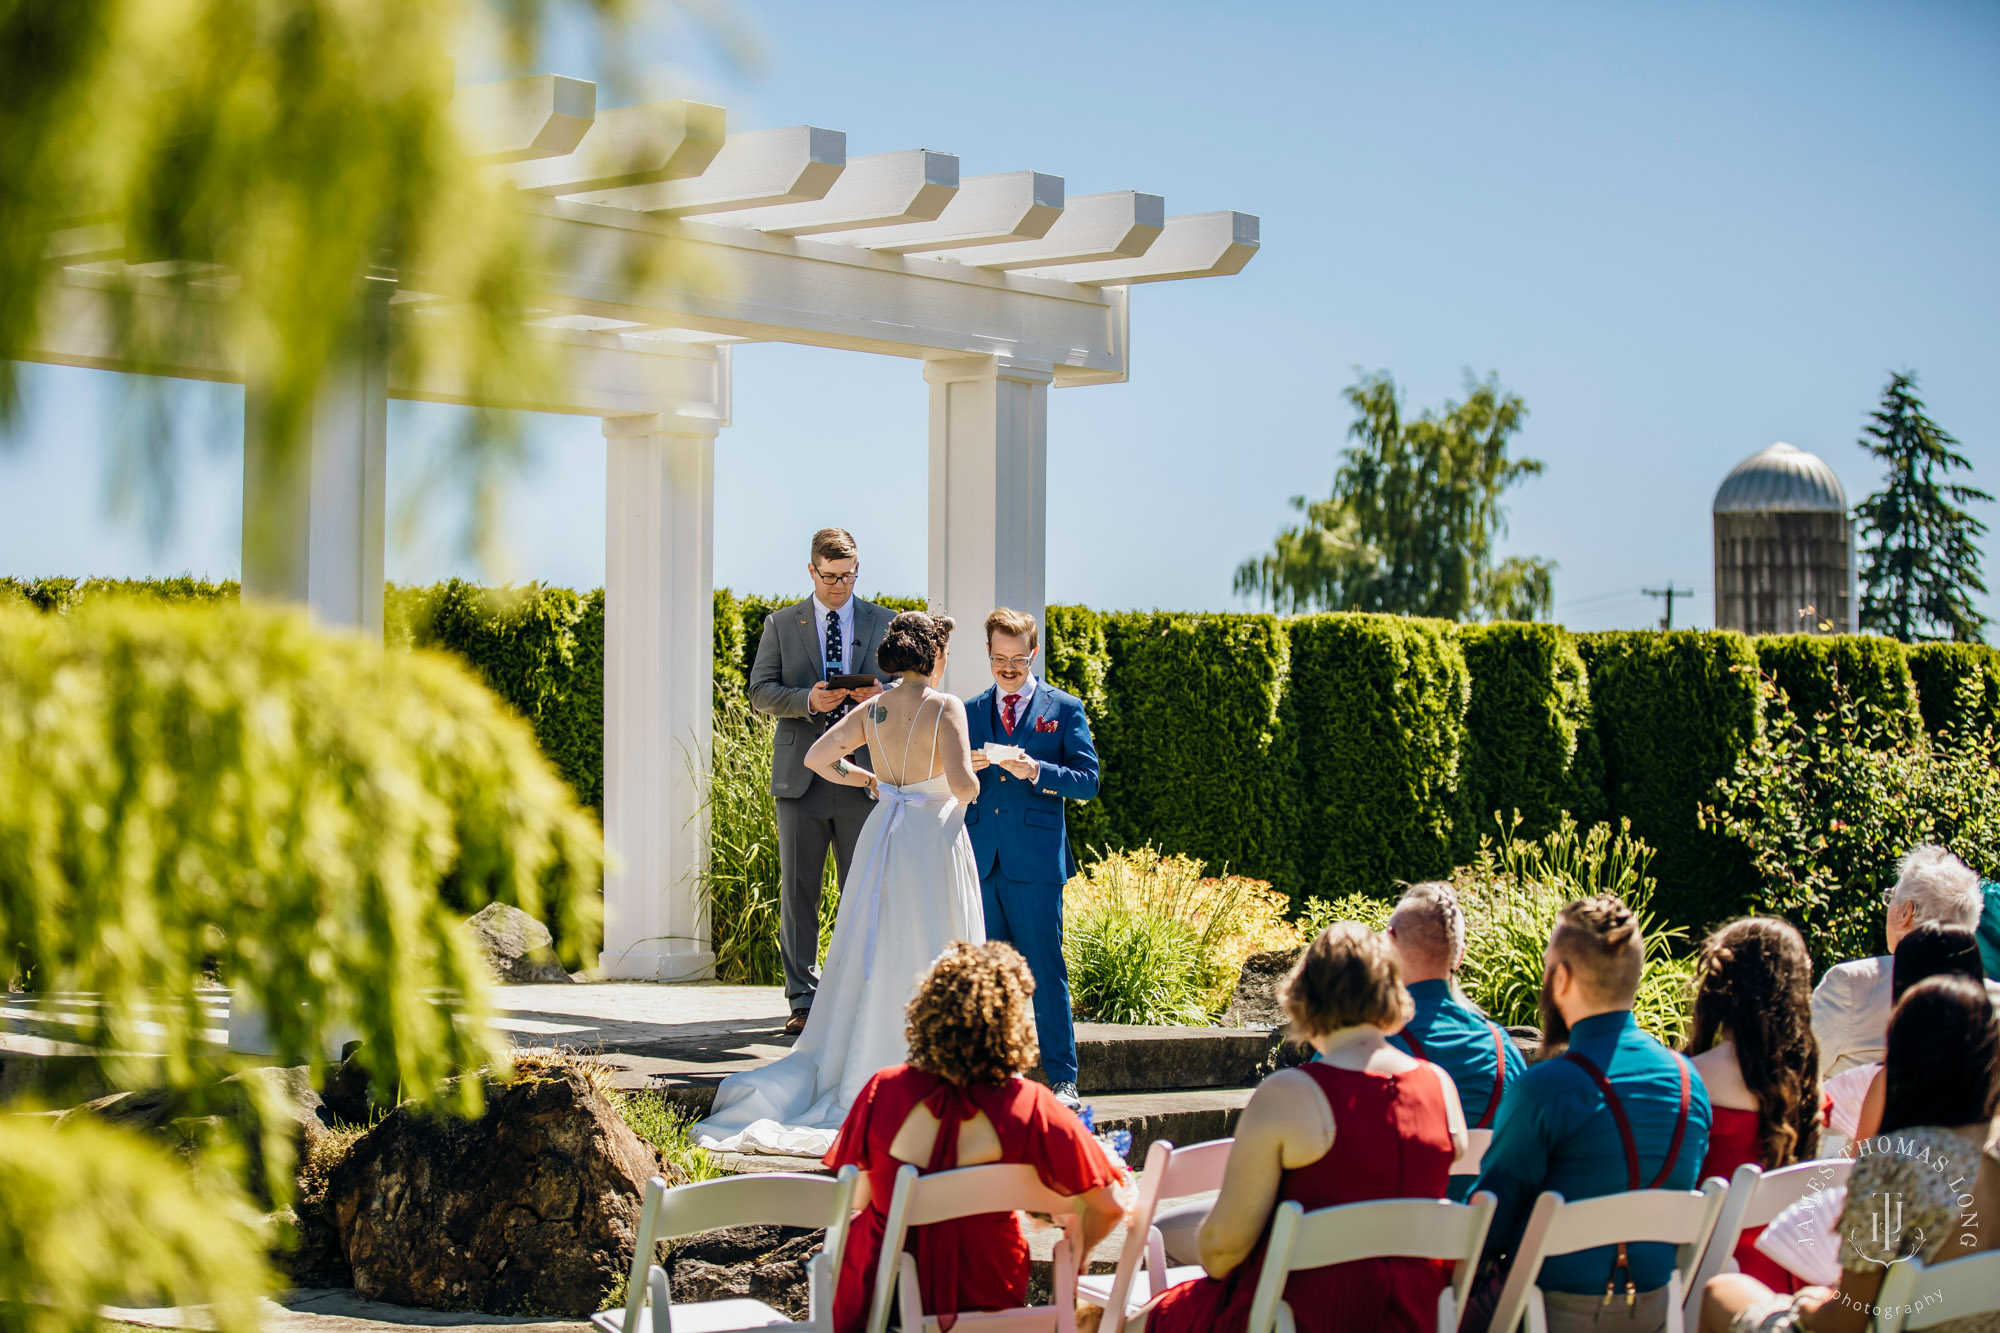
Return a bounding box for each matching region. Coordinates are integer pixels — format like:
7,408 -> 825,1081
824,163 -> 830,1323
964,679 -> 1100,885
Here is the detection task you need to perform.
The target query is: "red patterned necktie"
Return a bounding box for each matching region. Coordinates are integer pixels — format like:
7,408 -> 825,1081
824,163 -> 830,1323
1002,694 -> 1020,735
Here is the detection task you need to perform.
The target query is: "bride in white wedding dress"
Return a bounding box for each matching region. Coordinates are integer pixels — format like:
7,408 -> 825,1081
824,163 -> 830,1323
693,612 -> 985,1156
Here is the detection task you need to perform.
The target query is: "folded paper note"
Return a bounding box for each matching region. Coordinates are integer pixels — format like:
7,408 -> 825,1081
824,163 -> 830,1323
983,743 -> 1028,764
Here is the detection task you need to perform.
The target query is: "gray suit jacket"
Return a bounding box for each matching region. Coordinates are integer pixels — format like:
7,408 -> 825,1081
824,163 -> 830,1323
1812,953 -> 2000,1077
748,596 -> 890,799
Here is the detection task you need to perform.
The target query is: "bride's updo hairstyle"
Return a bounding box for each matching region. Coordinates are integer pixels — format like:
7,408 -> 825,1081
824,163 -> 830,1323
905,940 -> 1039,1086
877,611 -> 955,676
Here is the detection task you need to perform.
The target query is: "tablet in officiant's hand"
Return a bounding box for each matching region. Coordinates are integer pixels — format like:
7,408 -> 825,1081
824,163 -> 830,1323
825,674 -> 878,691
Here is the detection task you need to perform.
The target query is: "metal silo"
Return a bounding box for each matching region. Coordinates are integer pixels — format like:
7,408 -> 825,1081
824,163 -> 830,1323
1713,442 -> 1854,634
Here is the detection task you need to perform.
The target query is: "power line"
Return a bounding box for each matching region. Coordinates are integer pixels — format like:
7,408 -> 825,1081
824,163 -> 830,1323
1641,583 -> 1695,630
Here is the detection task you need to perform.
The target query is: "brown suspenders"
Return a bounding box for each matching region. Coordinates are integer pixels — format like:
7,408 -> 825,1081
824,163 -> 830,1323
1399,1021 -> 1511,1130
1560,1049 -> 1694,1306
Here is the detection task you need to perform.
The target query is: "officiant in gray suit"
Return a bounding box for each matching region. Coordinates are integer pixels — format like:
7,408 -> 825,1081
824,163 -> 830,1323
747,527 -> 891,1035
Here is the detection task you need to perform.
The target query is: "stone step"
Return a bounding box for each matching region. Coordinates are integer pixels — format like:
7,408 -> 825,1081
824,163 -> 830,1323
1073,1023 -> 1272,1094
709,1086 -> 1251,1178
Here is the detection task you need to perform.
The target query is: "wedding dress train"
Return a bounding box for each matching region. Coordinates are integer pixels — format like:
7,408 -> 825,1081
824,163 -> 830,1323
693,694 -> 984,1156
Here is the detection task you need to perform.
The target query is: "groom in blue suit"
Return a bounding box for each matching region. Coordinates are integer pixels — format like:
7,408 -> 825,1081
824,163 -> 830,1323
964,608 -> 1100,1104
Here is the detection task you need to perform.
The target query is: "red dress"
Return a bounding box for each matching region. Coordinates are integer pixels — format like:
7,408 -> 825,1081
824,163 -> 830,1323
1698,1106 -> 1804,1293
1144,1062 -> 1456,1333
823,1066 -> 1121,1333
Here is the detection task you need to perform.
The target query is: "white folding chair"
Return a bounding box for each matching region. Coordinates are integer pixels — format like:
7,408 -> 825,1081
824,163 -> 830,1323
591,1166 -> 860,1333
1237,1192 -> 1497,1333
1485,1181 -> 1727,1333
1452,1129 -> 1494,1178
867,1161 -> 1087,1333
1682,1158 -> 1854,1329
1076,1137 -> 1233,1333
1877,1247 -> 2000,1329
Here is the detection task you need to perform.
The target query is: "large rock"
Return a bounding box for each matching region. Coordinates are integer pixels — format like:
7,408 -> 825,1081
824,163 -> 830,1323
1219,947 -> 1304,1030
667,1226 -> 818,1321
329,1065 -> 666,1315
466,903 -> 574,984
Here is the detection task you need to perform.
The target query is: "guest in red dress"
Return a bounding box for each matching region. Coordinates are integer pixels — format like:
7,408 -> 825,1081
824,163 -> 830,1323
823,940 -> 1126,1333
1135,921 -> 1468,1333
1685,917 -> 1823,1292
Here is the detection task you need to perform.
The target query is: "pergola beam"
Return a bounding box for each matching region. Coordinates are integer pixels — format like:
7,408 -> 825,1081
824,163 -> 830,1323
930,190 -> 1164,270
565,125 -> 846,216
697,149 -> 958,235
454,75 -> 597,164
504,100 -> 726,195
1021,210 -> 1260,285
813,171 -> 1063,254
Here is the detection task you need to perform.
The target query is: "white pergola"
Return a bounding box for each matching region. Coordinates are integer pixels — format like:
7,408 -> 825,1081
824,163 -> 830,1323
22,76 -> 1259,981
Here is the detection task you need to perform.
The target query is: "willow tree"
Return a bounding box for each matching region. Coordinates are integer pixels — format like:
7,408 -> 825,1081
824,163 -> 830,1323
1235,370 -> 1555,620
0,3 -> 635,1327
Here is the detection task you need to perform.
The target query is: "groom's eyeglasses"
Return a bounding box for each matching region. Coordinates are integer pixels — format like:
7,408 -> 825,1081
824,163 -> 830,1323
814,568 -> 859,586
989,655 -> 1033,670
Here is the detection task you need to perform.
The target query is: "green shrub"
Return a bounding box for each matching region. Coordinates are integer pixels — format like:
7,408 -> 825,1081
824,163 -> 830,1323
616,1091 -> 724,1184
1065,909 -> 1213,1026
1575,631 -> 1763,931
1096,612 -> 1300,891
1457,622 -> 1601,846
1754,634 -> 1920,744
1453,815 -> 1695,1046
1286,613 -> 1470,900
1907,642 -> 2000,740
0,599 -> 603,1110
1044,604 -> 1117,854
1298,891 -> 1395,935
0,575 -> 239,613
1704,671 -> 2000,971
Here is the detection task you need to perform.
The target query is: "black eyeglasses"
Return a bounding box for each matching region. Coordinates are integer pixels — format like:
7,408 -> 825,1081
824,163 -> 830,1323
814,568 -> 859,586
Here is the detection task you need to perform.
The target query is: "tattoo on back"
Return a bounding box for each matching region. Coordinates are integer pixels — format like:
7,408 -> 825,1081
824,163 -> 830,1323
870,704 -> 889,723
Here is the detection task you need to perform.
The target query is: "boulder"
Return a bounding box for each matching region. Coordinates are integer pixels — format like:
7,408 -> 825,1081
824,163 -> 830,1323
59,1065 -> 332,1200
1218,947 -> 1304,1030
465,903 -> 574,985
329,1065 -> 668,1315
666,1226 -> 818,1320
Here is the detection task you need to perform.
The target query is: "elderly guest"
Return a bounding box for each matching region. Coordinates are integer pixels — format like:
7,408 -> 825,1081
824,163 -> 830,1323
1135,922 -> 1468,1333
1386,881 -> 1526,1202
824,941 -> 1125,1333
1700,974 -> 2000,1333
1811,843 -> 1986,1076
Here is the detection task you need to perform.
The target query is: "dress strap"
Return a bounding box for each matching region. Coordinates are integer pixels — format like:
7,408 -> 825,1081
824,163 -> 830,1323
926,693 -> 946,779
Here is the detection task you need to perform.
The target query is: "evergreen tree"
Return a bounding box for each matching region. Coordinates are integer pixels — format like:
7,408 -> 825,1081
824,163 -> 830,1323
1234,370 -> 1555,620
1855,371 -> 1991,642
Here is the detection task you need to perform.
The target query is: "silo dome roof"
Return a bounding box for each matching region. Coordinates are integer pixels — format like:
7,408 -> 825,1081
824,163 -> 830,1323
1713,442 -> 1849,514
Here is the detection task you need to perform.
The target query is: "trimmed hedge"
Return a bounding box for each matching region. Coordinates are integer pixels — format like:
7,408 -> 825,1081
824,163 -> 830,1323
1456,622 -> 1601,846
1576,631 -> 1764,927
1908,642 -> 2000,740
15,575 -> 1994,936
1288,614 -> 1469,897
1755,634 -> 1921,743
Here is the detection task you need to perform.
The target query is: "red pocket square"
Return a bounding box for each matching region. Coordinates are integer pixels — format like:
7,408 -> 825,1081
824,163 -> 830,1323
1034,717 -> 1059,733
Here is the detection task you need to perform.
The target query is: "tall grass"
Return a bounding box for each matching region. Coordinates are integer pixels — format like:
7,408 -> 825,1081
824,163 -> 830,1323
1454,814 -> 1695,1046
1063,847 -> 1302,1025
691,697 -> 839,984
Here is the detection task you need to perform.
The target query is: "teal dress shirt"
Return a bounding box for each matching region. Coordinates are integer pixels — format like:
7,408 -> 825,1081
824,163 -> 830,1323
1388,979 -> 1527,1202
1976,880 -> 2000,981
1470,1010 -> 1712,1295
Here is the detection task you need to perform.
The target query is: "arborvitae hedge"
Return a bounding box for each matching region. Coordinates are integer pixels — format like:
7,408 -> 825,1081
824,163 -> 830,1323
1576,631 -> 1764,927
1288,614 -> 1468,898
15,575 -> 1996,933
1456,622 -> 1602,847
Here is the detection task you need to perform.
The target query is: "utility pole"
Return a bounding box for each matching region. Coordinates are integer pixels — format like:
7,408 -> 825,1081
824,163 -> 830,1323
1641,583 -> 1694,630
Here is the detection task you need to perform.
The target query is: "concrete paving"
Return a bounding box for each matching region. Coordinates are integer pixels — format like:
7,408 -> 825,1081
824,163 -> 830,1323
106,1290 -> 583,1333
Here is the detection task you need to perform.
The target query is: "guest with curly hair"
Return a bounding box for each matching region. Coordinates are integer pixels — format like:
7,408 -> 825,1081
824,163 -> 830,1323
1134,922 -> 1469,1333
1685,917 -> 1822,1291
824,940 -> 1126,1333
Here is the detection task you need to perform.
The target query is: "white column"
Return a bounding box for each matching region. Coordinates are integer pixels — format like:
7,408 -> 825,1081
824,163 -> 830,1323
924,354 -> 1052,699
601,411 -> 717,981
241,303 -> 389,637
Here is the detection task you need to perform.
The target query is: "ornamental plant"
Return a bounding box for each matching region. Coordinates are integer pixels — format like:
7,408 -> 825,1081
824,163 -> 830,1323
1702,668 -> 2000,972
0,599 -> 603,1333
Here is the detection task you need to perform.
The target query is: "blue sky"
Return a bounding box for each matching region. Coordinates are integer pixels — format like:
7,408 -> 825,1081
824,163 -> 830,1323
4,1 -> 1997,630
